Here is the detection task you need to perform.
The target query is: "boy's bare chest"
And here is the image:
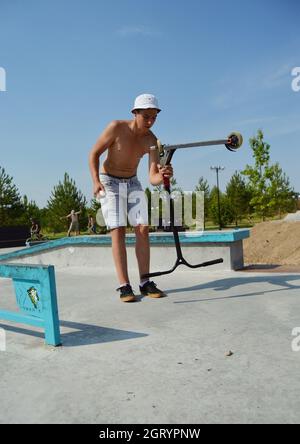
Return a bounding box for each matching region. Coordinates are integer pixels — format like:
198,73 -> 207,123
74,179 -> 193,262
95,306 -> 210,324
112,132 -> 149,158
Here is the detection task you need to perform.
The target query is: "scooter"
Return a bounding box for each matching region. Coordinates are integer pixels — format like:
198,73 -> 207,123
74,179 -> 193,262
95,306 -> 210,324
142,132 -> 243,279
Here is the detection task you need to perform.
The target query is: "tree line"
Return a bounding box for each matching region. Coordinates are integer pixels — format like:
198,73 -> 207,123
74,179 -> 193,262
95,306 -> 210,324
0,130 -> 298,232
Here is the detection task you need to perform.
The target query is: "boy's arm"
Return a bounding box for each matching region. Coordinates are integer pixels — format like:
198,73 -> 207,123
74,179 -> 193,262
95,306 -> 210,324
89,121 -> 118,195
60,214 -> 70,220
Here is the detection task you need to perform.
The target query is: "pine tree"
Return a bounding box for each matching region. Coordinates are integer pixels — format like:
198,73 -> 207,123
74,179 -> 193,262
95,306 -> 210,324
241,130 -> 271,221
267,163 -> 297,218
89,197 -> 101,214
18,195 -> 41,226
226,172 -> 251,226
0,166 -> 24,226
194,176 -> 210,228
152,177 -> 182,230
209,186 -> 234,228
88,198 -> 107,234
153,177 -> 182,193
47,173 -> 87,232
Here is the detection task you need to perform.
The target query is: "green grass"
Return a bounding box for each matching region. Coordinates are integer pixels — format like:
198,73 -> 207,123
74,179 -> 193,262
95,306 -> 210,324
40,213 -> 288,239
203,213 -> 288,230
42,229 -> 107,240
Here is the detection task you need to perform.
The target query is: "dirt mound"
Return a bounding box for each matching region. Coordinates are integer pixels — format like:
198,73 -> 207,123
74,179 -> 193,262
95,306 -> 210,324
244,220 -> 300,266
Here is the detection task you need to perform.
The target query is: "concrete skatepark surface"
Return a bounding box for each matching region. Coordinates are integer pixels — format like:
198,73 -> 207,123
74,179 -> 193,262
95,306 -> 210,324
1,265 -> 300,424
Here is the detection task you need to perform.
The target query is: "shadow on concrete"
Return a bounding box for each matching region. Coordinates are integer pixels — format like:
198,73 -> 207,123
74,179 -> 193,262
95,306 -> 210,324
242,264 -> 282,271
166,274 -> 300,304
242,264 -> 300,273
60,320 -> 148,347
0,319 -> 148,347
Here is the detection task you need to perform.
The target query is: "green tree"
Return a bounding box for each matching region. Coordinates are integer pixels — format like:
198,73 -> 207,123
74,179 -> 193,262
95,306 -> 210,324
0,166 -> 24,226
226,172 -> 251,226
88,198 -> 107,234
47,173 -> 87,232
152,177 -> 183,230
18,195 -> 41,226
242,130 -> 296,220
194,176 -> 210,228
89,198 -> 101,214
267,163 -> 297,218
209,186 -> 234,228
241,130 -> 271,220
39,207 -> 49,232
153,177 -> 182,193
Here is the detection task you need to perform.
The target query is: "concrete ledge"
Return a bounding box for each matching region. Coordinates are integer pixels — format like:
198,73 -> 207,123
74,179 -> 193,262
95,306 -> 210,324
0,230 -> 250,271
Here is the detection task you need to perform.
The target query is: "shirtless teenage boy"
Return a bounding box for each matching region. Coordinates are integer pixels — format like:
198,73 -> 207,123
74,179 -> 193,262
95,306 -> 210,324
60,209 -> 81,237
89,94 -> 173,302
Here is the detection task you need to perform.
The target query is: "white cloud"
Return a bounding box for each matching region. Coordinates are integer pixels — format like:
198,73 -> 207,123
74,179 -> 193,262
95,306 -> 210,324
117,26 -> 161,37
263,63 -> 292,89
237,116 -> 279,126
211,90 -> 234,110
271,120 -> 300,137
212,60 -> 297,111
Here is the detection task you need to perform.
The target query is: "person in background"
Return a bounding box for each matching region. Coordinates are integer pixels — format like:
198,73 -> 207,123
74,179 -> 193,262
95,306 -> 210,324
30,217 -> 42,239
60,209 -> 81,237
88,214 -> 97,234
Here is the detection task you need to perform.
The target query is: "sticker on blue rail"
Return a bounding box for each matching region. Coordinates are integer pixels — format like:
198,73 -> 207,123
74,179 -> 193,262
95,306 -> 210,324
13,281 -> 43,316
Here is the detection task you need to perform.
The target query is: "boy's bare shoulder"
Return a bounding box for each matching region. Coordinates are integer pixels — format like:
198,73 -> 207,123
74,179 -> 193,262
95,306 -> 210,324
147,130 -> 158,145
106,119 -> 123,129
110,119 -> 132,126
107,120 -> 132,132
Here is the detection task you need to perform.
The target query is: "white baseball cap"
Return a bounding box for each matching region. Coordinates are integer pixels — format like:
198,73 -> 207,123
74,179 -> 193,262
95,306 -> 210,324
131,93 -> 161,113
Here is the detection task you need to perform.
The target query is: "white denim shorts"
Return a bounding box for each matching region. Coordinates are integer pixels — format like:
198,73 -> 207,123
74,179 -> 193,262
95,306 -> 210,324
98,173 -> 149,229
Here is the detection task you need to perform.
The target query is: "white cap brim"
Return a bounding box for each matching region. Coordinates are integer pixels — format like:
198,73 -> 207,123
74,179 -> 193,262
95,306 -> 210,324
131,106 -> 161,113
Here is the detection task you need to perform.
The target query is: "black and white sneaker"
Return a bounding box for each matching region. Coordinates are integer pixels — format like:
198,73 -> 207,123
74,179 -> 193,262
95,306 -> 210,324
117,284 -> 137,303
139,281 -> 166,298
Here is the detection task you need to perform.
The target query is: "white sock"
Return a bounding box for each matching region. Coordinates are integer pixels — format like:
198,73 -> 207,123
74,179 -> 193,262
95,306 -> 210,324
140,279 -> 149,288
120,282 -> 130,288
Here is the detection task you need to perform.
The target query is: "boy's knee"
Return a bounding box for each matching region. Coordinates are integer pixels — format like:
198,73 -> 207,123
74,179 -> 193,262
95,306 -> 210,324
111,227 -> 126,236
135,225 -> 149,238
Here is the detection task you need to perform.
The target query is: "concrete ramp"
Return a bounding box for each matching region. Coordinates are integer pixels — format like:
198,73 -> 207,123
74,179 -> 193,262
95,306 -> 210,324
0,230 -> 250,271
284,211 -> 300,222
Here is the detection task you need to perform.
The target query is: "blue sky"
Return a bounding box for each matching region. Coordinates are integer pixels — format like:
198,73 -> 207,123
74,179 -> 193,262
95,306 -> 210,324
0,0 -> 299,206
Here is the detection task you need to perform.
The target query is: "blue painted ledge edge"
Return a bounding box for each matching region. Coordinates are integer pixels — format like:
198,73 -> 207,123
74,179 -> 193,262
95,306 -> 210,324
0,229 -> 250,262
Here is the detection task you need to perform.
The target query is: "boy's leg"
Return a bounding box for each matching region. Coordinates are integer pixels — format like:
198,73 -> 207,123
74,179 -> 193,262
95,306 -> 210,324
110,227 -> 130,285
127,181 -> 150,279
135,224 -> 167,299
99,175 -> 135,300
134,225 -> 150,279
